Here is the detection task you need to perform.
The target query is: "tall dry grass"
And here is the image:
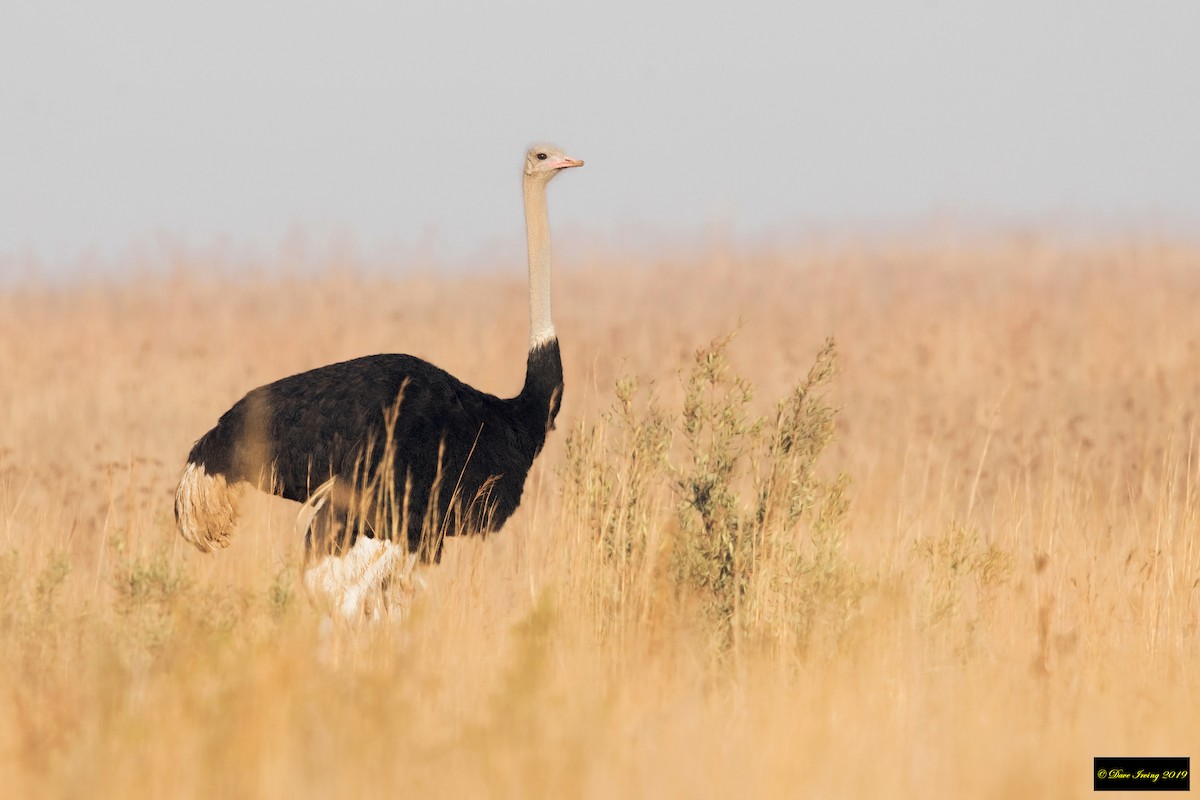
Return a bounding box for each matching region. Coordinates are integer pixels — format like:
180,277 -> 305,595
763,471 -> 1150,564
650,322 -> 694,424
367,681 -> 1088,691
0,236 -> 1198,798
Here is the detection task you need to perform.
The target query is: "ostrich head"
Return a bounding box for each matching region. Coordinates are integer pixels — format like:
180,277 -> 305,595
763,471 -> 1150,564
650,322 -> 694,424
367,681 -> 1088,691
524,144 -> 584,179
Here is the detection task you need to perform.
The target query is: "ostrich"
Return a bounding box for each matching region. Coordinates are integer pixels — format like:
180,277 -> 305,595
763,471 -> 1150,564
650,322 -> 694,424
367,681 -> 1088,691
175,144 -> 583,616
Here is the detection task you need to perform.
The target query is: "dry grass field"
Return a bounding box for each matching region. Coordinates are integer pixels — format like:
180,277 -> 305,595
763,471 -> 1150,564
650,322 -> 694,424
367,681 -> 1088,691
1,236 -> 1197,798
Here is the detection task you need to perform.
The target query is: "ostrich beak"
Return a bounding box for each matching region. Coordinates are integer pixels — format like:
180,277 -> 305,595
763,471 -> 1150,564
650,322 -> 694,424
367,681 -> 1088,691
551,157 -> 584,170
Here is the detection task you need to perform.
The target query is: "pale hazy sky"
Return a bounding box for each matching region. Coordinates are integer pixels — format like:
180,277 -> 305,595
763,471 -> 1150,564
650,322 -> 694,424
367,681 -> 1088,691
2,1 -> 1198,273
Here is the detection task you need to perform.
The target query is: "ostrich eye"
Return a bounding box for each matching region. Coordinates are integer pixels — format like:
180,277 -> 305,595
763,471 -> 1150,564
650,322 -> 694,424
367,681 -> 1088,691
536,153 -> 547,160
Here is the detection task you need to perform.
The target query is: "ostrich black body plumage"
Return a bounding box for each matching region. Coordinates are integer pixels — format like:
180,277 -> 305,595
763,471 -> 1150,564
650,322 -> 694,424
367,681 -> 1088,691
184,340 -> 562,560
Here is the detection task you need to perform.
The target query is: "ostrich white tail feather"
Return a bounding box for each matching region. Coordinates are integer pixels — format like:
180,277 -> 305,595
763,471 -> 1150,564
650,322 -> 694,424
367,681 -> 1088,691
174,462 -> 243,552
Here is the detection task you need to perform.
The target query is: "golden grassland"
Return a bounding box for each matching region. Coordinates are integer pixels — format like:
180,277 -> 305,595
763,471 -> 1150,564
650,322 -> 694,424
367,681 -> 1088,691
1,237 -> 1198,798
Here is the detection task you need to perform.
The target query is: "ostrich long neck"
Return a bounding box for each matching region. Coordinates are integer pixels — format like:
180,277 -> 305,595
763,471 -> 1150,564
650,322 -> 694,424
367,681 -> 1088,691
523,174 -> 555,349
